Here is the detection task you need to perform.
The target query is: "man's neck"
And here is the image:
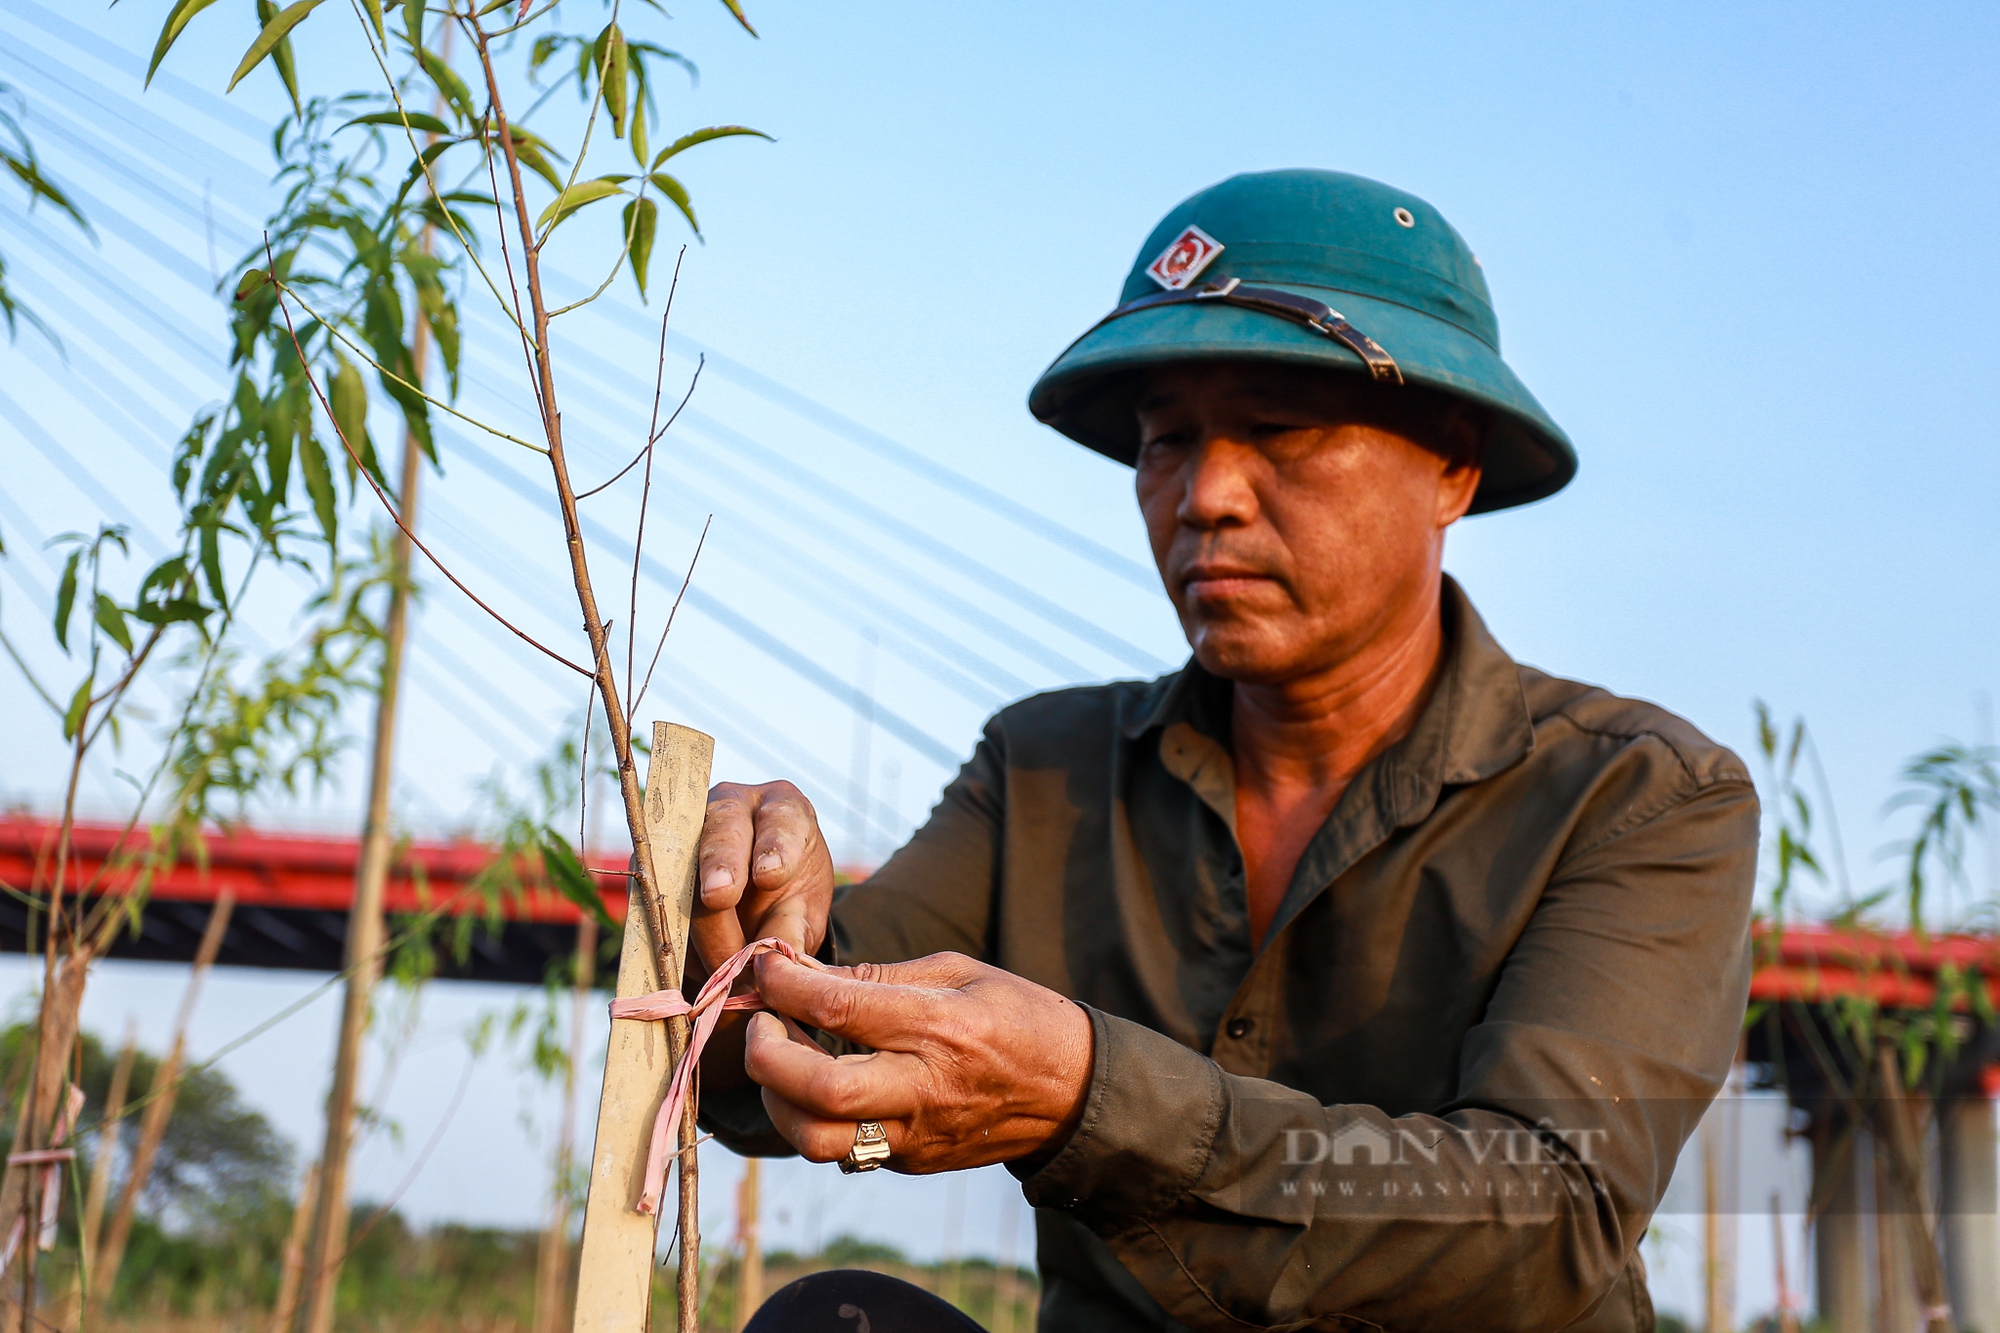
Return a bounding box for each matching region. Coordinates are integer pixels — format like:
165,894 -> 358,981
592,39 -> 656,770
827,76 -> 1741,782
1229,580 -> 1448,948
1229,585 -> 1448,797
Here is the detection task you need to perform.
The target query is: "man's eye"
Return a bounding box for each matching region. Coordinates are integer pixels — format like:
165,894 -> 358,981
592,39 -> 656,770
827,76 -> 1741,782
1140,430 -> 1195,452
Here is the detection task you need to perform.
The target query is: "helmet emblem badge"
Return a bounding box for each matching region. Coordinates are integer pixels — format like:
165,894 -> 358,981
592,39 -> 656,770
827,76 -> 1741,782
1144,225 -> 1224,291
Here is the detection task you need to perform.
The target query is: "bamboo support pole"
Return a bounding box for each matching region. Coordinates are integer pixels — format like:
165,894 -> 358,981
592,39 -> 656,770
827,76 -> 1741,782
733,1159 -> 761,1331
0,956 -> 88,1331
267,1164 -> 320,1333
292,306 -> 431,1333
535,912 -> 599,1333
1874,1044 -> 1953,1333
79,1020 -> 136,1273
572,722 -> 711,1333
1771,1193 -> 1799,1333
94,891 -> 234,1303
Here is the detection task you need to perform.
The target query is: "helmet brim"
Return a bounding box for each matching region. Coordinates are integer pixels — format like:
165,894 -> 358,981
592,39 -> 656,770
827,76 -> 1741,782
1027,283 -> 1577,515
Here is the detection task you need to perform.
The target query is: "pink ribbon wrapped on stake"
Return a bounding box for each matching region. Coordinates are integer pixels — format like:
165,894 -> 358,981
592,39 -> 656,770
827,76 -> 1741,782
609,937 -> 827,1216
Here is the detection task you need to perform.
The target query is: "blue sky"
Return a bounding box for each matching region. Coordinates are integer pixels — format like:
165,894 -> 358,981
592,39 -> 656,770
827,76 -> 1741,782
2,0 -> 1997,1321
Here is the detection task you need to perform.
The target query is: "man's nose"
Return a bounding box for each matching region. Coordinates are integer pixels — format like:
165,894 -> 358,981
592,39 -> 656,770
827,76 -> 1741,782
1177,435 -> 1261,530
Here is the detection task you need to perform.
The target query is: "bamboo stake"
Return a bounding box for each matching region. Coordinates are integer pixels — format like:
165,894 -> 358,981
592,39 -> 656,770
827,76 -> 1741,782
1702,1114 -> 1724,1333
535,911 -> 599,1333
733,1160 -> 761,1331
1874,1044 -> 1953,1333
79,1020 -> 136,1273
0,956 -> 88,1332
268,1164 -> 320,1333
572,722 -> 711,1333
94,892 -> 234,1304
1771,1192 -> 1799,1333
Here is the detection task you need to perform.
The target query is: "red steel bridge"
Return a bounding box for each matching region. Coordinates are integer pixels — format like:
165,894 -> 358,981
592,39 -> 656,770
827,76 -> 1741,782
8,815 -> 2000,1009
0,815 -> 626,985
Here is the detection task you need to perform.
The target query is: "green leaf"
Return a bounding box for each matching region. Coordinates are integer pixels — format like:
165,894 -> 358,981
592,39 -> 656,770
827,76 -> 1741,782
402,0 -> 423,46
52,549 -> 80,652
233,268 -> 270,303
2,155 -> 87,232
199,520 -> 227,609
624,197 -> 657,299
342,110 -> 453,137
605,25 -> 631,139
539,832 -> 620,937
590,26 -> 618,129
392,139 -> 459,209
630,96 -> 649,169
146,0 -> 222,87
535,176 -> 630,233
299,430 -> 337,546
329,353 -> 370,458
649,172 -> 698,236
717,0 -> 758,37
62,674 -> 91,742
228,0 -> 327,95
417,45 -> 477,126
92,594 -> 133,655
256,0 -> 303,114
360,0 -> 384,39
131,556 -> 190,626
267,388 -> 297,506
510,136 -> 566,192
650,124 -> 771,168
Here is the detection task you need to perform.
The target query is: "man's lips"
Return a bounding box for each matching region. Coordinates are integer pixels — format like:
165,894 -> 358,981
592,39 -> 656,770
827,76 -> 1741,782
1178,565 -> 1280,600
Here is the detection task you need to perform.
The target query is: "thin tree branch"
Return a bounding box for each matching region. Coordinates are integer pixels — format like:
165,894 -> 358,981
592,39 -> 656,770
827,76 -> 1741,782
487,0 -> 565,38
578,351 -> 701,502
629,514 -> 709,726
348,0 -> 528,337
265,237 -> 591,679
278,283 -> 548,456
526,0 -> 621,253
627,268 -> 682,705
0,626 -> 59,714
546,177 -> 652,319
72,544 -> 267,926
339,1050 -> 476,1258
484,136 -> 551,434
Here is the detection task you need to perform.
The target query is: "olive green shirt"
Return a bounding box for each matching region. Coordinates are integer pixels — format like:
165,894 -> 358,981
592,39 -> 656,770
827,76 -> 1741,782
709,579 -> 1757,1333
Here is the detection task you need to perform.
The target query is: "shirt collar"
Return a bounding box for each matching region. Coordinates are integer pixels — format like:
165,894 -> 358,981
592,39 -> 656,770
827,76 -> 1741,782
1117,574 -> 1535,793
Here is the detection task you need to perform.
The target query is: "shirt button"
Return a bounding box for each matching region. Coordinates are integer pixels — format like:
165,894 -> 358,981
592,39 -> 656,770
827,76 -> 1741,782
1226,1017 -> 1254,1039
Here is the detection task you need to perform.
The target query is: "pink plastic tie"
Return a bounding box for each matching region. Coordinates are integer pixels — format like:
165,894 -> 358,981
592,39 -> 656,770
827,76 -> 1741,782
608,936 -> 823,1215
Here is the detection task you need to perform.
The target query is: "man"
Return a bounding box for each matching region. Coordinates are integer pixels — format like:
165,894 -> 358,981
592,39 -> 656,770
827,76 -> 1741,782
691,169 -> 1757,1332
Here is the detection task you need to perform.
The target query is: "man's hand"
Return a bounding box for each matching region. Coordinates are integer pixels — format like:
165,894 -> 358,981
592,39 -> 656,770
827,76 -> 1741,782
694,781 -> 836,975
743,950 -> 1094,1174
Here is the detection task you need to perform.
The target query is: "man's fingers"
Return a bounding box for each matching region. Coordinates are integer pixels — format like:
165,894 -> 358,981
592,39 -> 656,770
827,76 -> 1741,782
841,953 -> 988,991
760,1088 -> 884,1165
745,783 -> 819,892
690,904 -> 747,974
743,1011 -> 922,1121
752,952 -> 956,1050
754,897 -> 815,955
698,785 -> 758,909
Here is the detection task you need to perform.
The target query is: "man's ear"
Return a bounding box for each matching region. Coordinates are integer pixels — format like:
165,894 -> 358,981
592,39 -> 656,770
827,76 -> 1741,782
1435,407 -> 1486,525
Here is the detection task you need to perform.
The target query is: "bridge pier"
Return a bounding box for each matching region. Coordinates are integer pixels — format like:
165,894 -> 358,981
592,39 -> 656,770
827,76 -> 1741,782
1943,1089 -> 2000,1333
1812,1117 -> 1869,1333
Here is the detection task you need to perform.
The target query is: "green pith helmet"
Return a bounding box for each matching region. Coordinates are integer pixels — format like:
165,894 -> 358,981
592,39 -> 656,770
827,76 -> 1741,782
1027,169 -> 1576,514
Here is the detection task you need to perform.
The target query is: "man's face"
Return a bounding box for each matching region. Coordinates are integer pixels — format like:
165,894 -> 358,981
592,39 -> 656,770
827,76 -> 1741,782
1134,362 -> 1483,685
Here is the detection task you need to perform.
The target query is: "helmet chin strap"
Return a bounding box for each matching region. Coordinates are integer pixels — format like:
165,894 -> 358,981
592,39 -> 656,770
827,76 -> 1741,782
1091,277 -> 1405,386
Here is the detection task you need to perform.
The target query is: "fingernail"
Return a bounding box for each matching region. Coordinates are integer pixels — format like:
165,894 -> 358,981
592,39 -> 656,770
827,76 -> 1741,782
753,850 -> 782,876
701,865 -> 733,893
